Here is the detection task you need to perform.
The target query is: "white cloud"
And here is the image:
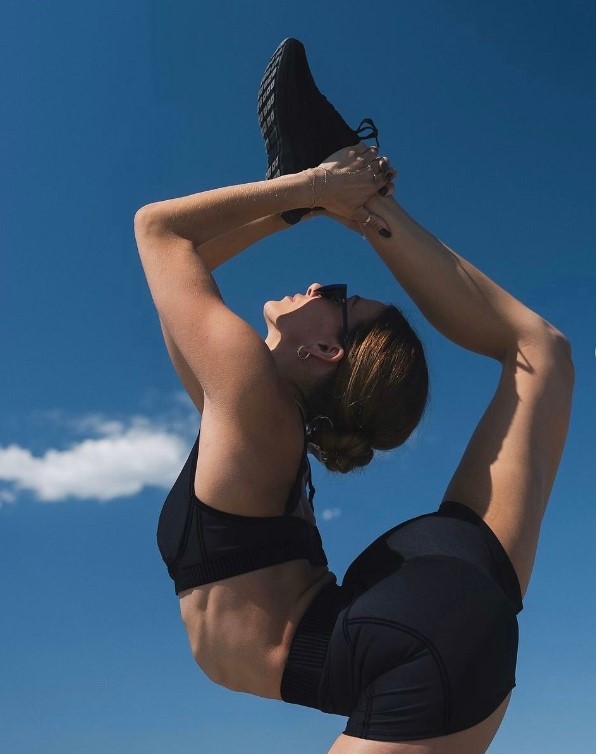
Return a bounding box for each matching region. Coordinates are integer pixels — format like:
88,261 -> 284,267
0,417 -> 192,504
321,507 -> 341,521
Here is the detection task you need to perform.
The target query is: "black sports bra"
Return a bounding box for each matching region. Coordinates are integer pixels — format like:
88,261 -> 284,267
157,403 -> 328,594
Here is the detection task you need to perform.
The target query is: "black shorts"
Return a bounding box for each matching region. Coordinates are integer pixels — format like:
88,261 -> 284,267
280,501 -> 524,743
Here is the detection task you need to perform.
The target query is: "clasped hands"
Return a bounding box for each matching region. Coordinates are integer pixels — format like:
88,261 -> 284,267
305,144 -> 396,237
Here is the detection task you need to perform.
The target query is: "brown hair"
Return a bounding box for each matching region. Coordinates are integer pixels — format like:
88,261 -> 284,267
303,304 -> 429,474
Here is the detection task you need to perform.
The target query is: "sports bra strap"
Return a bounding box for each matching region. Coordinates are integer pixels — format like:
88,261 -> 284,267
294,400 -> 316,507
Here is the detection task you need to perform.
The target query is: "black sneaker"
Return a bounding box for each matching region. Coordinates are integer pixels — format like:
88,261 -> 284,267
257,37 -> 379,225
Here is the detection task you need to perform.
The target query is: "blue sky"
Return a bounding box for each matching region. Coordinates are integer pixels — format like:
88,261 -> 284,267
1,1 -> 595,752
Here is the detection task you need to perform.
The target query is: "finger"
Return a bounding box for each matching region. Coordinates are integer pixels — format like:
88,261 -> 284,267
378,172 -> 397,195
365,162 -> 381,183
375,157 -> 396,177
377,163 -> 395,192
361,146 -> 382,165
353,205 -> 392,238
368,155 -> 394,182
378,157 -> 395,176
354,142 -> 371,156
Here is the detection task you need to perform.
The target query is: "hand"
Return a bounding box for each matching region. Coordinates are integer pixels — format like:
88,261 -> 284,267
308,144 -> 396,235
308,208 -> 362,234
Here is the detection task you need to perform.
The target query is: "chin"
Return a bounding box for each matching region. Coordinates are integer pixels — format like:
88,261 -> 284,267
263,300 -> 278,329
264,297 -> 288,316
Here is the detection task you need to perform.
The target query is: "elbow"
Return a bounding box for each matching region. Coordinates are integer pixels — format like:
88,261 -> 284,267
134,202 -> 173,241
515,316 -> 575,384
133,205 -> 148,230
539,320 -> 574,374
134,205 -> 169,259
134,204 -> 159,238
552,331 -> 575,386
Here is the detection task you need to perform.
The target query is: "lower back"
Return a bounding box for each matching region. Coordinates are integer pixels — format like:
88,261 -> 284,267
179,562 -> 335,697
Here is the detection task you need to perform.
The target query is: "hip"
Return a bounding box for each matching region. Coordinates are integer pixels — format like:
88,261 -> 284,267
281,501 -> 523,741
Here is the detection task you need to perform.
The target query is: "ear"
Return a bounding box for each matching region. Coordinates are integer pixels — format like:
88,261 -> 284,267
308,341 -> 345,365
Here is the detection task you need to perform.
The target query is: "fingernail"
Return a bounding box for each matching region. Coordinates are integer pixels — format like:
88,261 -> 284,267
379,228 -> 391,238
378,186 -> 388,196
385,173 -> 394,182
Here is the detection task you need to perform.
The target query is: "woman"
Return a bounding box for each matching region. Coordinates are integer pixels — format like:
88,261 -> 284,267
134,142 -> 574,752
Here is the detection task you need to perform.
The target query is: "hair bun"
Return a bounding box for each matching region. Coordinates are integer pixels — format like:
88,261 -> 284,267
316,431 -> 373,474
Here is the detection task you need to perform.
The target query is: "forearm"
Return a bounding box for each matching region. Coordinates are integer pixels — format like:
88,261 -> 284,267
140,173 -> 310,247
363,195 -> 548,361
195,214 -> 290,271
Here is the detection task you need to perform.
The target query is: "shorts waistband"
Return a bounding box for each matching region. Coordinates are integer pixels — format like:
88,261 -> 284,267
280,580 -> 346,709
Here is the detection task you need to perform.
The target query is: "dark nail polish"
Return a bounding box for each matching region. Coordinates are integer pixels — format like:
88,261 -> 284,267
379,228 -> 391,238
385,173 -> 394,182
378,186 -> 388,196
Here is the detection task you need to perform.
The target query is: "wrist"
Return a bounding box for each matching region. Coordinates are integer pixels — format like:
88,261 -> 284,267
271,171 -> 312,210
366,194 -> 402,225
307,167 -> 329,208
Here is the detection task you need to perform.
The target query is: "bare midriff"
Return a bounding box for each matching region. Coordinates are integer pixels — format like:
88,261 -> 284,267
178,562 -> 336,698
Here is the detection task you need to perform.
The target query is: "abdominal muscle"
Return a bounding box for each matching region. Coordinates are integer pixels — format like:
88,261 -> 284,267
178,561 -> 336,699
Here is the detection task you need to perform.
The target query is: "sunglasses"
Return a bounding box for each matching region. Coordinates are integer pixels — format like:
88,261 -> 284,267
316,284 -> 350,349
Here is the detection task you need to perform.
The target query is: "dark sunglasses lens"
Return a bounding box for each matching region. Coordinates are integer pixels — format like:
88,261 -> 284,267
318,284 -> 346,302
318,285 -> 349,347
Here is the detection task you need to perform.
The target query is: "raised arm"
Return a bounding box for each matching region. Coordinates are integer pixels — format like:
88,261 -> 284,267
139,197 -> 294,415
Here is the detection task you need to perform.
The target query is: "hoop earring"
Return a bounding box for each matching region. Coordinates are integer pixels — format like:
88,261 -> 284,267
297,345 -> 310,360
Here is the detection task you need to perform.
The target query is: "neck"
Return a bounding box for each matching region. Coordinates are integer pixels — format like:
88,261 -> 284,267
265,337 -> 310,413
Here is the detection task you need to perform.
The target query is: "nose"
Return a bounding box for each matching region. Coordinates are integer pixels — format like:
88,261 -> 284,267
306,283 -> 323,298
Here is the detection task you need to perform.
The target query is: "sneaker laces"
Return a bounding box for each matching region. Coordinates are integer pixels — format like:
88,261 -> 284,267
355,118 -> 380,149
